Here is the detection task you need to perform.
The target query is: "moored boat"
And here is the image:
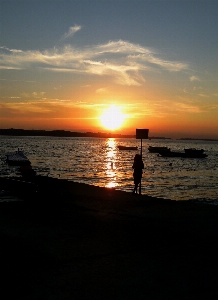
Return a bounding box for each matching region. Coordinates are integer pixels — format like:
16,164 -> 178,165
184,148 -> 204,154
6,149 -> 31,166
159,148 -> 207,158
148,146 -> 171,153
117,145 -> 138,150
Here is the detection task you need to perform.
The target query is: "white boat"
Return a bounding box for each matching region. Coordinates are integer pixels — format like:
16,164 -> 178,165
6,149 -> 31,166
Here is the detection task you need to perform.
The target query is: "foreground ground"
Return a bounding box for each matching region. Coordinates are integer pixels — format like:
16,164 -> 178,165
1,176 -> 218,300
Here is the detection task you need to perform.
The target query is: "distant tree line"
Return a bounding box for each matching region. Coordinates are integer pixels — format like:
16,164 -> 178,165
0,128 -> 179,139
0,128 -> 135,138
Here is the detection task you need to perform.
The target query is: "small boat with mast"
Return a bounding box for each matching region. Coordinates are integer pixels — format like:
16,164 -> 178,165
6,149 -> 31,166
5,148 -> 36,176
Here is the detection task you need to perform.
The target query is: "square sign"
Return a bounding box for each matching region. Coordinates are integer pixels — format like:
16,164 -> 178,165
136,128 -> 149,139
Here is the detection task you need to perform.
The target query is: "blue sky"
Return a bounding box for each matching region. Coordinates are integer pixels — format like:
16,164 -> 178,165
1,0 -> 218,138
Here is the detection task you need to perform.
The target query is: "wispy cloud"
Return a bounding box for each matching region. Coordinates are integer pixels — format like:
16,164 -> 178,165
150,98 -> 207,114
0,40 -> 188,86
0,66 -> 23,70
198,93 -> 209,98
174,102 -> 203,113
61,25 -> 82,39
190,75 -> 200,82
0,46 -> 23,53
81,85 -> 91,88
96,88 -> 107,94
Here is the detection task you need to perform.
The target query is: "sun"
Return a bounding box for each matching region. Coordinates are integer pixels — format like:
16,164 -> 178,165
100,105 -> 125,131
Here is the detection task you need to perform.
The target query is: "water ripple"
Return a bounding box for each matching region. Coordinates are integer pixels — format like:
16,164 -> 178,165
0,136 -> 217,201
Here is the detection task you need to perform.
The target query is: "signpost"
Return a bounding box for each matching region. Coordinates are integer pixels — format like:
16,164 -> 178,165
136,128 -> 149,194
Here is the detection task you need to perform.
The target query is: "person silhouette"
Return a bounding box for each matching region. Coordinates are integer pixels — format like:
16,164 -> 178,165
132,154 -> 144,194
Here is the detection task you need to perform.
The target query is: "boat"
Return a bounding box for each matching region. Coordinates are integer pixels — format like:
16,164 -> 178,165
6,149 -> 31,166
117,145 -> 138,150
158,148 -> 207,158
184,148 -> 204,154
148,146 -> 171,153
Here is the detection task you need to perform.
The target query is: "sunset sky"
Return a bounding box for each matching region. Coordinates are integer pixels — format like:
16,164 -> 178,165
1,0 -> 218,138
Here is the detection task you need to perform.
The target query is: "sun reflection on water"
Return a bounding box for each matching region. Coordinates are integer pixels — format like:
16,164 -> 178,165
104,138 -> 118,188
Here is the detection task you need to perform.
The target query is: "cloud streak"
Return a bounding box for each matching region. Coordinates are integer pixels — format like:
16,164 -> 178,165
61,25 -> 82,39
0,40 -> 188,86
190,76 -> 200,82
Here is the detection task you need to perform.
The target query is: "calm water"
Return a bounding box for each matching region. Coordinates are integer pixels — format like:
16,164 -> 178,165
0,135 -> 218,203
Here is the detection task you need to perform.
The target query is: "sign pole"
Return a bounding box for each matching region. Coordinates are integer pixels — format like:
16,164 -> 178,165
136,129 -> 149,195
140,138 -> 142,157
139,138 -> 142,194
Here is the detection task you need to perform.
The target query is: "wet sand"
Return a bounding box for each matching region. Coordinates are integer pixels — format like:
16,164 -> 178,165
1,176 -> 218,300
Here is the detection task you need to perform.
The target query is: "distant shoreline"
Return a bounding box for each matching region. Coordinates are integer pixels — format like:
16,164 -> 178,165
0,128 -> 217,141
0,128 -> 170,140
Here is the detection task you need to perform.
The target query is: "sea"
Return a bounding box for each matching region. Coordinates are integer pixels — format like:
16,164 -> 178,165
0,135 -> 218,204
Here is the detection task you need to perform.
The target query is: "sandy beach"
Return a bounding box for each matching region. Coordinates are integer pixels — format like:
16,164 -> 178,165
1,176 -> 218,300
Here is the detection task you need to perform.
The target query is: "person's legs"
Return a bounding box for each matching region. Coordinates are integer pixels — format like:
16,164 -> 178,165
133,182 -> 138,194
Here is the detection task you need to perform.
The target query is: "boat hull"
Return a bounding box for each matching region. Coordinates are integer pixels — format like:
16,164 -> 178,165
118,146 -> 138,150
159,151 -> 207,158
148,146 -> 170,153
6,151 -> 31,166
